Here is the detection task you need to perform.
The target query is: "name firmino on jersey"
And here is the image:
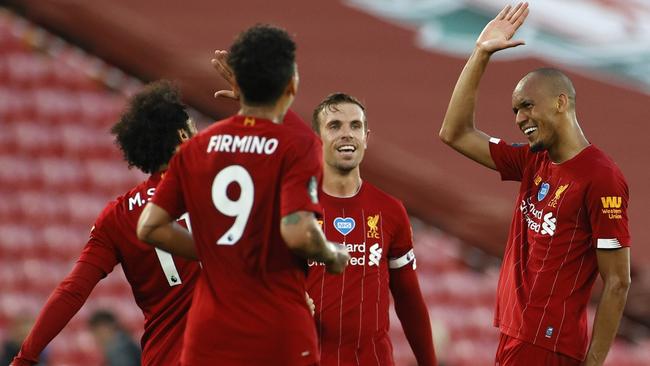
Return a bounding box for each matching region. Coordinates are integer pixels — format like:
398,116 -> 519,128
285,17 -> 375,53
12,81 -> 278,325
207,134 -> 279,155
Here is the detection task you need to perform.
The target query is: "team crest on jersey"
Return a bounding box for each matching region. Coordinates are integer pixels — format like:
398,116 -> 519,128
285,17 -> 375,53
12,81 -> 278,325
367,214 -> 380,239
548,184 -> 569,208
534,176 -> 542,186
243,117 -> 255,126
333,217 -> 355,236
537,182 -> 550,201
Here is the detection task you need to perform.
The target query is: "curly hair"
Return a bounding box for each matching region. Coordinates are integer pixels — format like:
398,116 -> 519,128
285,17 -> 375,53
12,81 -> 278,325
228,24 -> 296,106
311,92 -> 367,134
111,80 -> 190,174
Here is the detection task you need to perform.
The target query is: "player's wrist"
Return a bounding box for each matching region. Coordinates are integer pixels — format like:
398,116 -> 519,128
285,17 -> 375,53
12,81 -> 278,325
322,242 -> 338,265
472,46 -> 493,60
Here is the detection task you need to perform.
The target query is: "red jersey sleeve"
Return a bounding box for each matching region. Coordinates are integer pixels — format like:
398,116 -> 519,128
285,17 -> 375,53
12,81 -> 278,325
151,156 -> 186,220
280,135 -> 323,217
388,201 -> 416,271
488,138 -> 531,182
586,167 -> 631,249
13,220 -> 115,365
388,203 -> 436,365
77,217 -> 119,273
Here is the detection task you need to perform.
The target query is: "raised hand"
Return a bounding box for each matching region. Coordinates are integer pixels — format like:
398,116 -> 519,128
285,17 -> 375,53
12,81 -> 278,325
210,50 -> 239,100
476,2 -> 529,54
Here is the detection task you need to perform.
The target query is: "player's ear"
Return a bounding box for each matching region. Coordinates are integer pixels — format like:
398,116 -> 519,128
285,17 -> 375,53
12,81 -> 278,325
557,94 -> 569,113
286,64 -> 299,97
364,128 -> 370,149
178,129 -> 188,142
286,74 -> 298,97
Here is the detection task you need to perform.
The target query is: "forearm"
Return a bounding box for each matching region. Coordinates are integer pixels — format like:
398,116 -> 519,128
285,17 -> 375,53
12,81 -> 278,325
281,212 -> 337,264
585,281 -> 629,365
290,219 -> 336,264
140,221 -> 198,260
391,270 -> 437,366
14,262 -> 103,364
439,48 -> 490,142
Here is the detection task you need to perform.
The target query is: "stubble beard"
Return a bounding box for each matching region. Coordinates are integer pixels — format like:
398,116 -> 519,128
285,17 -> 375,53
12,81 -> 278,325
530,140 -> 546,153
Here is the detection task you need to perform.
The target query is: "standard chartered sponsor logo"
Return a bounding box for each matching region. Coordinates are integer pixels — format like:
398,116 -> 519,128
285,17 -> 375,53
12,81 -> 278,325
308,242 -> 382,267
519,198 -> 557,237
368,243 -> 382,266
540,212 -> 557,236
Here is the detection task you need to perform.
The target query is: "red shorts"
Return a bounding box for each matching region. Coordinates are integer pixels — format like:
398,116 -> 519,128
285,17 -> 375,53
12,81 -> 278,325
495,333 -> 581,366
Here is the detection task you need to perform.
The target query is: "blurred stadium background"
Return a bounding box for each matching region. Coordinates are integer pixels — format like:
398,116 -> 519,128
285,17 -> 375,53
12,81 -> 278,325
1,0 -> 649,365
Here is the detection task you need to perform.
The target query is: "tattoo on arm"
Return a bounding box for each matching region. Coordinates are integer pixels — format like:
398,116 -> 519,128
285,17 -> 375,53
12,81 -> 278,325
282,212 -> 302,225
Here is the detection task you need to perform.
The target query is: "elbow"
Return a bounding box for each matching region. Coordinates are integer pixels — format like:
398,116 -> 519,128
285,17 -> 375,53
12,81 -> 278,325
135,224 -> 148,243
281,211 -> 315,253
607,276 -> 631,297
617,276 -> 632,293
282,228 -> 311,254
438,124 -> 457,146
136,218 -> 152,244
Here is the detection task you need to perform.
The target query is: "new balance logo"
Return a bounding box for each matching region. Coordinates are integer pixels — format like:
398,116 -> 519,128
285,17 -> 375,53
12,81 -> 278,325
601,196 -> 622,209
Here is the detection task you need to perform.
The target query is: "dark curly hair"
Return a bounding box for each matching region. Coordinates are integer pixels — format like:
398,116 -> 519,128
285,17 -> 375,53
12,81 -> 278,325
311,92 -> 367,134
111,80 -> 190,174
228,24 -> 296,106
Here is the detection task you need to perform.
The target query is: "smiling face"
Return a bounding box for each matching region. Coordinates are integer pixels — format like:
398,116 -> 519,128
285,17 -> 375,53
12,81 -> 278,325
317,102 -> 369,173
512,76 -> 561,153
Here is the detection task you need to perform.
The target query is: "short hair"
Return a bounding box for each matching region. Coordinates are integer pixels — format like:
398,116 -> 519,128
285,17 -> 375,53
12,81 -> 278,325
88,309 -> 118,328
525,67 -> 576,109
111,80 -> 189,174
311,92 -> 367,133
228,24 -> 296,106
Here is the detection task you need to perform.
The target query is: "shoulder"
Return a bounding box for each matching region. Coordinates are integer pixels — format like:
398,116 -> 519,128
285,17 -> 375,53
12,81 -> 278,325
103,178 -> 156,223
583,146 -> 628,183
363,182 -> 407,213
93,198 -> 119,230
282,110 -> 318,137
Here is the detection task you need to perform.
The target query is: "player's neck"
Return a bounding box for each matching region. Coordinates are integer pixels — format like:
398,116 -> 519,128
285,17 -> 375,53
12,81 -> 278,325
548,121 -> 589,163
322,167 -> 362,198
239,101 -> 289,124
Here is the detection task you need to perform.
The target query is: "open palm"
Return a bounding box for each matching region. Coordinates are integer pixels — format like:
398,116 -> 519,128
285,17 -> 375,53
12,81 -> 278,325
477,2 -> 529,54
211,49 -> 240,100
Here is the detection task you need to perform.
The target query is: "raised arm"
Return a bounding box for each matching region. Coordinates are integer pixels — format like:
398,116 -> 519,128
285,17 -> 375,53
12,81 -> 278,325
439,2 -> 529,169
281,211 -> 349,274
585,248 -> 631,366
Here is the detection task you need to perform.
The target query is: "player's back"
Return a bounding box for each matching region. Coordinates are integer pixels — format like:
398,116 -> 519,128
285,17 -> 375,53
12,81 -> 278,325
87,173 -> 200,365
163,111 -> 321,365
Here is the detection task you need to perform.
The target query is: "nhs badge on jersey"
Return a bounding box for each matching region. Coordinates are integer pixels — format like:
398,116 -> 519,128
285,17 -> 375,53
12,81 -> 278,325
538,182 -> 550,201
333,217 -> 355,236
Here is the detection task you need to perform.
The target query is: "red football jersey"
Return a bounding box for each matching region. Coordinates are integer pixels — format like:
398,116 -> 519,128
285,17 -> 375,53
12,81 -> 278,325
489,139 -> 630,361
81,173 -> 200,365
306,182 -> 416,366
152,111 -> 323,366
15,172 -> 201,366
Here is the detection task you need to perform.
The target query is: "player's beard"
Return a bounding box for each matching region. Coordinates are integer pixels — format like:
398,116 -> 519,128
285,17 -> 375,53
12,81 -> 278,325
530,140 -> 546,153
332,160 -> 359,174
